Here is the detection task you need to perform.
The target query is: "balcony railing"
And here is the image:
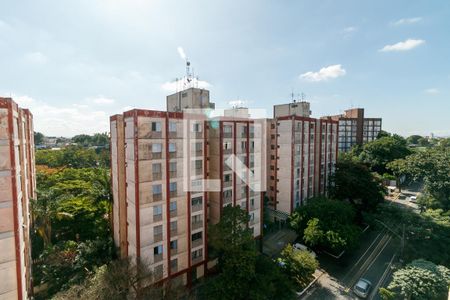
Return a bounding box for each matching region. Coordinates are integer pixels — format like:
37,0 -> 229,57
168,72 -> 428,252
191,221 -> 203,230
192,238 -> 203,248
152,194 -> 162,202
169,171 -> 177,178
152,152 -> 162,159
170,228 -> 178,237
152,172 -> 162,181
154,253 -> 163,263
153,214 -> 162,222
223,148 -> 232,155
154,234 -> 163,243
192,204 -> 203,213
223,197 -> 232,205
223,132 -> 232,138
192,255 -> 203,265
223,181 -> 232,188
170,210 -> 177,218
194,168 -> 203,176
169,152 -> 177,159
170,191 -> 177,198
170,248 -> 177,256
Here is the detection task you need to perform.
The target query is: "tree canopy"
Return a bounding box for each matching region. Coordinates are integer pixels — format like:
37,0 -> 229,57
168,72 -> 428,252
289,197 -> 361,253
381,259 -> 450,300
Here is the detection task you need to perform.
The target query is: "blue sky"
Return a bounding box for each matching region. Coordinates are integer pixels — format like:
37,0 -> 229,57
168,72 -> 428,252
1,0 -> 449,137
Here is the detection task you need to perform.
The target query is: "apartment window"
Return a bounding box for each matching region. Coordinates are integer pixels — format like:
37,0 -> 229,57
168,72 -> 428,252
192,232 -> 202,242
152,163 -> 161,173
192,196 -> 203,207
192,123 -> 202,132
223,190 -> 232,198
250,198 -> 254,207
250,213 -> 255,221
223,125 -> 232,133
153,205 -> 162,217
170,258 -> 178,270
169,143 -> 176,152
195,159 -> 202,170
223,142 -> 232,150
170,201 -> 177,212
195,142 -> 202,152
192,248 -> 203,259
170,182 -> 177,192
241,141 -> 247,150
154,245 -> 163,255
169,121 -> 177,132
170,221 -> 177,232
170,162 -> 177,172
152,143 -> 162,153
152,122 -> 162,132
153,184 -> 162,195
170,240 -> 178,250
224,174 -> 231,182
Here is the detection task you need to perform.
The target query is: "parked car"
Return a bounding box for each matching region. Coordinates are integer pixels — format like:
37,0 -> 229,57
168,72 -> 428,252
353,278 -> 372,298
409,196 -> 417,202
293,243 -> 317,258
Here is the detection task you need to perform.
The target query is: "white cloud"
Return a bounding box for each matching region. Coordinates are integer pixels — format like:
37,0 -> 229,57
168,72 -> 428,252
300,64 -> 346,82
24,51 -> 48,64
161,78 -> 211,92
392,17 -> 422,26
343,26 -> 357,33
91,96 -> 115,105
177,46 -> 187,60
380,39 -> 425,52
425,88 -> 439,94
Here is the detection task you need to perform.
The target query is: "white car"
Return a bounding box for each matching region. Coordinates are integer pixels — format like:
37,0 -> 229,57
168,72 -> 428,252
353,278 -> 372,298
409,196 -> 417,202
293,243 -> 317,258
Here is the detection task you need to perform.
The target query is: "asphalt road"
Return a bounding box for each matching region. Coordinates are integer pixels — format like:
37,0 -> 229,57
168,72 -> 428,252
301,229 -> 399,299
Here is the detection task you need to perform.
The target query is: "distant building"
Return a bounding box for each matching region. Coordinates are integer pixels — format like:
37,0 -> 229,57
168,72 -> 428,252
265,100 -> 338,215
0,97 -> 36,300
324,108 -> 382,152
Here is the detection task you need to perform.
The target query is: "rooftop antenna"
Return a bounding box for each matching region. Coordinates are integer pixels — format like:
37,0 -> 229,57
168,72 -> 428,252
300,92 -> 306,101
291,89 -> 295,103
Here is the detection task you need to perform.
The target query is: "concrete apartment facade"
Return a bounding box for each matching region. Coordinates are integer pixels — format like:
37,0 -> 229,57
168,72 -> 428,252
0,98 -> 35,300
265,101 -> 338,215
110,88 -> 263,286
324,108 -> 382,152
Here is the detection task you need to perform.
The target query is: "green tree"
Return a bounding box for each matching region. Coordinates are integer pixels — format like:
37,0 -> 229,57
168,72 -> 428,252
278,244 -> 318,289
357,135 -> 411,175
289,197 -> 360,253
35,131 -> 45,144
406,135 -> 423,145
386,158 -> 408,192
383,259 -> 450,300
329,158 -> 385,213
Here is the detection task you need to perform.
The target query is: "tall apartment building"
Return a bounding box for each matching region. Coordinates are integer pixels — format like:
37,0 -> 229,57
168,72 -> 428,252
110,88 -> 263,286
324,108 -> 382,152
265,101 -> 338,215
0,98 -> 36,300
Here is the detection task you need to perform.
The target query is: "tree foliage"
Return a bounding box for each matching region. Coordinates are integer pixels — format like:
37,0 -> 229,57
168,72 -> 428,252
34,131 -> 45,144
72,132 -> 109,147
278,244 -> 318,289
383,259 -> 450,300
36,145 -> 110,168
205,206 -> 295,300
356,135 -> 411,175
329,158 -> 385,213
289,197 -> 361,253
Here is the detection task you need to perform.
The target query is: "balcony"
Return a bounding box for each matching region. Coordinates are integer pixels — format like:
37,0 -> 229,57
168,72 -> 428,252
223,181 -> 232,188
223,197 -> 232,205
154,253 -> 163,263
223,132 -> 232,139
192,255 -> 203,265
192,238 -> 203,248
151,152 -> 162,159
170,228 -> 178,237
192,204 -> 203,213
169,151 -> 177,159
241,132 -> 247,138
170,171 -> 177,178
192,131 -> 203,139
153,214 -> 163,222
152,172 -> 162,181
170,248 -> 178,256
223,148 -> 232,155
191,221 -> 203,230
194,149 -> 203,157
154,234 -> 163,243
170,210 -> 177,218
152,194 -> 162,202
170,190 -> 178,198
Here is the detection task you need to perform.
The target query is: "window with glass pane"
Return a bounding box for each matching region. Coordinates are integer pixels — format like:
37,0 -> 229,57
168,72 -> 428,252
152,184 -> 162,195
152,143 -> 162,153
170,201 -> 177,211
153,205 -> 162,216
170,182 -> 177,192
151,122 -> 161,132
169,143 -> 176,152
169,122 -> 177,132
